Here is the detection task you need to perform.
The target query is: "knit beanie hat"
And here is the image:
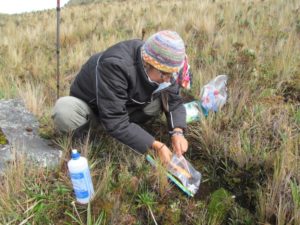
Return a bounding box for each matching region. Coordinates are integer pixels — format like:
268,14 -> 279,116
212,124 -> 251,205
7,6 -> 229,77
141,30 -> 186,73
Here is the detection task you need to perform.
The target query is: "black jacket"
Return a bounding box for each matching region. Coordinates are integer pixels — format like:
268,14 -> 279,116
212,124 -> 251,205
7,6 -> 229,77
70,39 -> 186,154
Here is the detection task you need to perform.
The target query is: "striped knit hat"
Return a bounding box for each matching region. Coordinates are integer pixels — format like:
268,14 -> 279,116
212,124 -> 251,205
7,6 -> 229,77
141,30 -> 185,73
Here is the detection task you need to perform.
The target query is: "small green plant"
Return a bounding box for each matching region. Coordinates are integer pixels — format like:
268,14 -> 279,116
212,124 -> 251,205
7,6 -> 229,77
208,188 -> 235,225
295,108 -> 300,124
137,191 -> 158,225
65,201 -> 106,225
0,128 -> 8,145
228,205 -> 255,225
290,179 -> 300,224
38,115 -> 56,139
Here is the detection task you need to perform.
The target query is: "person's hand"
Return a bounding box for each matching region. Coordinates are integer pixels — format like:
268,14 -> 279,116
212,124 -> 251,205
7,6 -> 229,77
171,128 -> 188,156
152,140 -> 172,165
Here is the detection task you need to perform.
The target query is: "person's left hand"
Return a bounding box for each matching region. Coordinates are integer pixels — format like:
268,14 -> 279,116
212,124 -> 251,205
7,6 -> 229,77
171,130 -> 188,156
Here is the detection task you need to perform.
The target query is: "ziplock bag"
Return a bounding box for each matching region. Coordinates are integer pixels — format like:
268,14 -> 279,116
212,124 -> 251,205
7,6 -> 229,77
146,154 -> 201,197
167,154 -> 201,195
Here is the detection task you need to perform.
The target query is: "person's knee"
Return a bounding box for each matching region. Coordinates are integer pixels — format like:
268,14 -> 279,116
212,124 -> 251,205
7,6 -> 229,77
52,96 -> 90,133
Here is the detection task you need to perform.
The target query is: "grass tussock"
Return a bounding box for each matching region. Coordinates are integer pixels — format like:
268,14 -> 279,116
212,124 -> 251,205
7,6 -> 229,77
17,81 -> 46,117
0,0 -> 300,224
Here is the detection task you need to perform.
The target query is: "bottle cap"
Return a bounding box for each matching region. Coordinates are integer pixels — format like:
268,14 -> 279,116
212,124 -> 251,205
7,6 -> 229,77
71,149 -> 80,160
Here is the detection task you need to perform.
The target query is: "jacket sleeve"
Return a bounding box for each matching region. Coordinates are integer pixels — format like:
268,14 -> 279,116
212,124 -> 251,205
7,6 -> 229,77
96,61 -> 155,154
164,84 -> 187,131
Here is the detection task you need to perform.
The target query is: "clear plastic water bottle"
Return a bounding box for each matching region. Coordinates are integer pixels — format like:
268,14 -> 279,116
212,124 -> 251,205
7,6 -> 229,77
68,149 -> 94,204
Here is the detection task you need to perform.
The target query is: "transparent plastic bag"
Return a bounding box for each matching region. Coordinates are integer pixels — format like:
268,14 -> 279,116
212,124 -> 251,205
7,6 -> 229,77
200,74 -> 228,113
168,155 -> 201,195
184,75 -> 228,123
184,101 -> 202,123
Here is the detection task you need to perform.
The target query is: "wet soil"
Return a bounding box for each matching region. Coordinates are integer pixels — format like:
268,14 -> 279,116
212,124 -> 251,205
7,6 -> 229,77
193,181 -> 214,201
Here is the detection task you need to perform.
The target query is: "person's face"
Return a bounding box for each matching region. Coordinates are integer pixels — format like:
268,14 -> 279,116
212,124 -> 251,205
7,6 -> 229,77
147,66 -> 173,84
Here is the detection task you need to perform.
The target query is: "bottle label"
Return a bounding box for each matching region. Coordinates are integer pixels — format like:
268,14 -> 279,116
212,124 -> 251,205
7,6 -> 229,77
70,168 -> 93,200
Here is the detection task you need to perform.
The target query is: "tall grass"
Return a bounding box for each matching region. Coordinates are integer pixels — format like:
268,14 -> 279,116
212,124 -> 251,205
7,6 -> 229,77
0,0 -> 299,224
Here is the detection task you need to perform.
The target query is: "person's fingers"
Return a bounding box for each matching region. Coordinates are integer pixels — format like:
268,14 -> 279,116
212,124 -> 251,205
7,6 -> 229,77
158,145 -> 172,165
171,142 -> 177,154
182,139 -> 188,153
172,136 -> 189,155
181,137 -> 188,152
173,142 -> 182,156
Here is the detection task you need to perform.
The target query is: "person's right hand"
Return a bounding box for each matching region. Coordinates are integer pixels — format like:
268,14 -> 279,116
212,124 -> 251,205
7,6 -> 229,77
152,140 -> 172,165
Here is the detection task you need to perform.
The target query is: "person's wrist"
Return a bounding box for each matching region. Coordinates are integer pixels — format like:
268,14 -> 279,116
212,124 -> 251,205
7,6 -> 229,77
169,129 -> 184,137
173,128 -> 183,132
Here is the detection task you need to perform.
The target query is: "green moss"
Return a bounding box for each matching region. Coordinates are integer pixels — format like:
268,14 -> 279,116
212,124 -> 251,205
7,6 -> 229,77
0,128 -> 8,145
208,188 -> 234,224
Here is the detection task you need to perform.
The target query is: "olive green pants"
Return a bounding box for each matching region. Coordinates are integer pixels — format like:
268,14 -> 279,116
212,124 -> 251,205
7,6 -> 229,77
52,96 -> 162,133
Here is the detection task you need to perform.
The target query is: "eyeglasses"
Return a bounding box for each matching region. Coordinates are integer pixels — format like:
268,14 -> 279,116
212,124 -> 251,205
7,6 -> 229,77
157,69 -> 173,80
